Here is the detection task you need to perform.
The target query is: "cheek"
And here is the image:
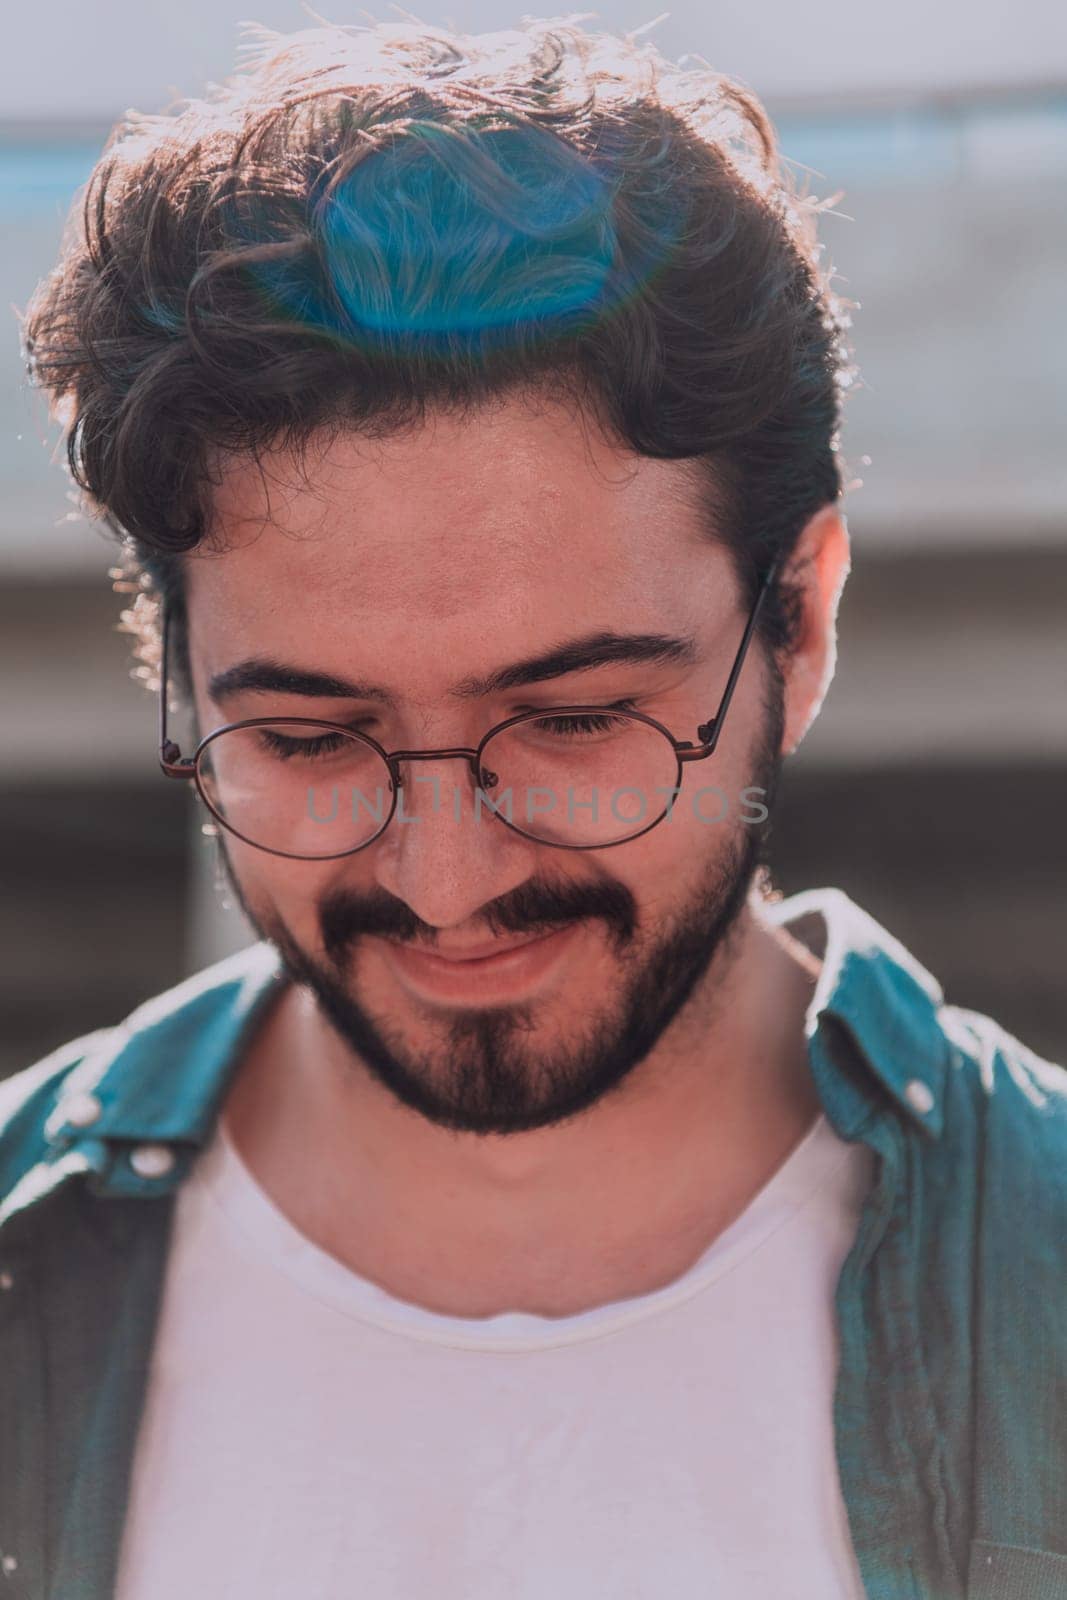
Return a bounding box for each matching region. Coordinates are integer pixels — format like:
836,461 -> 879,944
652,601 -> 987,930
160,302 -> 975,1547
673,735 -> 759,838
221,838 -> 337,935
614,787 -> 725,913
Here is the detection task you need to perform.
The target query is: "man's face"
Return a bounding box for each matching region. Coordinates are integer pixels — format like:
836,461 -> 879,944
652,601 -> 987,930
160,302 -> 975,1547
184,397 -> 783,1136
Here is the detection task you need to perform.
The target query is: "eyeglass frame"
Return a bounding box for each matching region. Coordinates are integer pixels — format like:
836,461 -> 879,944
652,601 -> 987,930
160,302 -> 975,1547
158,559 -> 779,857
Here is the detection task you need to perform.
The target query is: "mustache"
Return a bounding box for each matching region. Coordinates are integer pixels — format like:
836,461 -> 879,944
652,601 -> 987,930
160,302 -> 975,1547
319,876 -> 637,971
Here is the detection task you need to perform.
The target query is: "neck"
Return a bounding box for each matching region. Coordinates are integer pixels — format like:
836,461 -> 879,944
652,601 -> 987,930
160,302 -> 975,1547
223,900 -> 822,1318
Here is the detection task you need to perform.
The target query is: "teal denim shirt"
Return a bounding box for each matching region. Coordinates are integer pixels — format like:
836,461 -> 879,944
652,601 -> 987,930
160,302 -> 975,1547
1,888 -> 1066,1600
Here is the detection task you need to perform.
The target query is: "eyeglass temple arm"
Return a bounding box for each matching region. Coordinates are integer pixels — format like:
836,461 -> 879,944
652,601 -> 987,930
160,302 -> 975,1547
690,560 -> 780,756
159,605 -> 196,778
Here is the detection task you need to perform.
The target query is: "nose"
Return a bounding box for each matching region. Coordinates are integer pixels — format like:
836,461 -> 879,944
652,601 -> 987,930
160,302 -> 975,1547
371,756 -> 536,931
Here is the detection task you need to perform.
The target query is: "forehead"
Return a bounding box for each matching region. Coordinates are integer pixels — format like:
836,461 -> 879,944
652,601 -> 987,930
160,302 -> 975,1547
186,400 -> 723,665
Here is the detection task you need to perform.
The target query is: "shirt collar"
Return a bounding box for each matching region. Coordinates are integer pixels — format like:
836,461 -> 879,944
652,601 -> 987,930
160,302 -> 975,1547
41,943 -> 286,1196
766,886 -> 952,1140
45,887 -> 951,1193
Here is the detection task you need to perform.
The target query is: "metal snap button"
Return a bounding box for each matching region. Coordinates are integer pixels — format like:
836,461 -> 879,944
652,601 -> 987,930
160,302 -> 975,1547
905,1078 -> 935,1115
129,1143 -> 177,1180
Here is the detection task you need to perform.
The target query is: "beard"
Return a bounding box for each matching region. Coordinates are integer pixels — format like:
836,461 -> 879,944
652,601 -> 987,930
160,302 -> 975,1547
220,687 -> 783,1138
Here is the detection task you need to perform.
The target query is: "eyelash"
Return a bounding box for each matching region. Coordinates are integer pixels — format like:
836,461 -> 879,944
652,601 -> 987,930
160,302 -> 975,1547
258,729 -> 351,760
511,696 -> 640,719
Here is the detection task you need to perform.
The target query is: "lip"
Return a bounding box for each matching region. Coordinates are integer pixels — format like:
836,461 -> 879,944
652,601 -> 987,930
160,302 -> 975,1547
402,931 -> 552,962
375,925 -> 578,1005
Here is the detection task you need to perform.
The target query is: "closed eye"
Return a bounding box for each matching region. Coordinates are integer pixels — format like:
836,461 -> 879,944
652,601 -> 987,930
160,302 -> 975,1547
531,710 -> 636,737
256,728 -> 353,760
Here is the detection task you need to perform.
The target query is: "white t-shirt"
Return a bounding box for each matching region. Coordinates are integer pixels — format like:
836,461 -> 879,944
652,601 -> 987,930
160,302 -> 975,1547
115,1111 -> 874,1600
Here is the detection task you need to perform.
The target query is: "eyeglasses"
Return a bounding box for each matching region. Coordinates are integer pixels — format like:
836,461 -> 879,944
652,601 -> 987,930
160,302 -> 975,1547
159,563 -> 777,858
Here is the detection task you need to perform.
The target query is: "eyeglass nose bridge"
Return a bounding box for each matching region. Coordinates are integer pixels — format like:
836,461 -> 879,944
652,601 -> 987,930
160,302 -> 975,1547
384,745 -> 487,791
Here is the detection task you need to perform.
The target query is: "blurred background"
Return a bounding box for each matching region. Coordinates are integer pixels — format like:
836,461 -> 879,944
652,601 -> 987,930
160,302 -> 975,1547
1,0 -> 1065,1076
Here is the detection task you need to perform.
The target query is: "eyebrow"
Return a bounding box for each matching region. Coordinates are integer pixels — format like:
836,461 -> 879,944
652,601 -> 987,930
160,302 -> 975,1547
207,630 -> 700,706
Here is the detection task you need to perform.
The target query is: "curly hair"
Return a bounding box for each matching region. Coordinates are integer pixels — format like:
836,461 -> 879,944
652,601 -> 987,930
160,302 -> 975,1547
23,16 -> 852,688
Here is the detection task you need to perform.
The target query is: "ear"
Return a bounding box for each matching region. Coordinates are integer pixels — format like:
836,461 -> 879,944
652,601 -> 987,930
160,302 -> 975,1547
778,507 -> 851,757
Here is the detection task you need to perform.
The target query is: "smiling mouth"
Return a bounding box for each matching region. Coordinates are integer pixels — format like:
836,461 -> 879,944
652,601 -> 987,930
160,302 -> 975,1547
373,925 -> 580,1003
386,930 -> 560,964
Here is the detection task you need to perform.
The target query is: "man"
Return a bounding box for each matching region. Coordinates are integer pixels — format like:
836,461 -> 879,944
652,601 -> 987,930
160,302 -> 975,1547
6,17 -> 1066,1600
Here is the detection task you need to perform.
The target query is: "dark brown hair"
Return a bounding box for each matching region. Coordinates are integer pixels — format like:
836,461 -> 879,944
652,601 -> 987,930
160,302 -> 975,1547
23,17 -> 851,686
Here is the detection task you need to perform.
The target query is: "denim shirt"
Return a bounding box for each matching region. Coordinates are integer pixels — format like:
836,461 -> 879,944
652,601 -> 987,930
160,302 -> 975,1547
1,887 -> 1065,1600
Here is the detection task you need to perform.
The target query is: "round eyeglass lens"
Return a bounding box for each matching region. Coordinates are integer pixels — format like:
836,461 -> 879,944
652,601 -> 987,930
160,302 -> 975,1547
478,710 -> 681,847
196,722 -> 395,859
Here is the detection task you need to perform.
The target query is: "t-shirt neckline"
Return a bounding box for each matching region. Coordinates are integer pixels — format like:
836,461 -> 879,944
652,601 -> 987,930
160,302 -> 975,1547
191,1108 -> 851,1352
